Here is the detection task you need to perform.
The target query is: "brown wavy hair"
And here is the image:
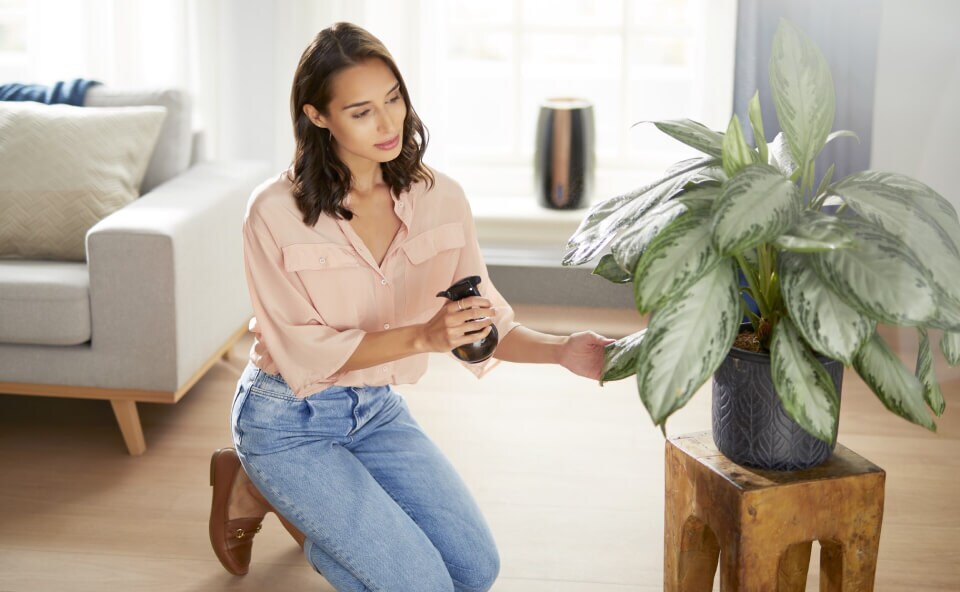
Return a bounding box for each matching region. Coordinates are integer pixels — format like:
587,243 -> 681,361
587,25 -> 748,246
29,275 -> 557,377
288,22 -> 433,225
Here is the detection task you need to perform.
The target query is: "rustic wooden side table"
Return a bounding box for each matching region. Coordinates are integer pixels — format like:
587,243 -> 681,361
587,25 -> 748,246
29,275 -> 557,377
664,432 -> 885,591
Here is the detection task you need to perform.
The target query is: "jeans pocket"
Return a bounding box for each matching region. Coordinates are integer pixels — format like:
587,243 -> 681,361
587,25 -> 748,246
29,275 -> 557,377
238,385 -> 359,456
303,386 -> 358,438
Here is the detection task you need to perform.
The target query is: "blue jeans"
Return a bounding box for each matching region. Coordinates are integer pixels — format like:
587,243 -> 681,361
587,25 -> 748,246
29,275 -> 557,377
231,362 -> 499,592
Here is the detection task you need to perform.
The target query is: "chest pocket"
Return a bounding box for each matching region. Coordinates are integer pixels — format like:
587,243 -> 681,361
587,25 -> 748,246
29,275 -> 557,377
401,223 -> 465,265
282,243 -> 360,272
281,243 -> 364,330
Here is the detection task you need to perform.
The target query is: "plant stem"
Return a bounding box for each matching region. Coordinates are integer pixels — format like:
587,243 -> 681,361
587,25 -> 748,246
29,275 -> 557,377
735,253 -> 771,322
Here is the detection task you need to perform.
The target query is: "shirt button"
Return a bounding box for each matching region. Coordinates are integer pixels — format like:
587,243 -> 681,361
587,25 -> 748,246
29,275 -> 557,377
383,323 -> 391,330
318,257 -> 326,264
381,279 -> 388,285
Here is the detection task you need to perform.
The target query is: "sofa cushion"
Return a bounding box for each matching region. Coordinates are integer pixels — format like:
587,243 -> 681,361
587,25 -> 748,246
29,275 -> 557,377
0,260 -> 91,345
85,87 -> 193,193
0,101 -> 166,261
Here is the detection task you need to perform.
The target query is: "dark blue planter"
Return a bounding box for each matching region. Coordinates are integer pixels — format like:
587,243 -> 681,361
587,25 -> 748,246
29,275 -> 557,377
712,339 -> 843,471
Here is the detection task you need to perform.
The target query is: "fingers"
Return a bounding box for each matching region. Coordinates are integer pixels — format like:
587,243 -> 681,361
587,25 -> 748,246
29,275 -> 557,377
445,303 -> 495,326
447,296 -> 492,312
449,324 -> 494,348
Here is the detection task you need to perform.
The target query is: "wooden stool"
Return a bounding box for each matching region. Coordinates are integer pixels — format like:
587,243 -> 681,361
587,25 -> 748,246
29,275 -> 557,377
664,432 -> 885,591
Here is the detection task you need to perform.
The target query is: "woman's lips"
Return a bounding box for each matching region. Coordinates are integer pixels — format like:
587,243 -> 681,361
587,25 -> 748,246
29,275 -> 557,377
375,135 -> 400,150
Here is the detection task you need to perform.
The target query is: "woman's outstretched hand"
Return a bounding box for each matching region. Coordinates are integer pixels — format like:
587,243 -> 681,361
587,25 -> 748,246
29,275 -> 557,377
559,331 -> 616,380
418,296 -> 495,353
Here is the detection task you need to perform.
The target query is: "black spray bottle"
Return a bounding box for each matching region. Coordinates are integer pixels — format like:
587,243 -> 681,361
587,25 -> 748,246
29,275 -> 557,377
435,276 -> 499,363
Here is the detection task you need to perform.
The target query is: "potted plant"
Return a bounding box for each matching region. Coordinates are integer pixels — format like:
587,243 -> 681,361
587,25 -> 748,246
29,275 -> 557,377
564,19 -> 960,470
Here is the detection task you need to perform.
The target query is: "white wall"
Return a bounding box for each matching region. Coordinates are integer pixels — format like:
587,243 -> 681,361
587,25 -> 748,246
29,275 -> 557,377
207,0 -> 339,171
871,0 -> 960,211
210,0 -> 420,173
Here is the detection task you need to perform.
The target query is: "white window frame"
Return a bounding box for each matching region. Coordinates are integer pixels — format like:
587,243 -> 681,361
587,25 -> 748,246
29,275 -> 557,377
410,0 -> 738,202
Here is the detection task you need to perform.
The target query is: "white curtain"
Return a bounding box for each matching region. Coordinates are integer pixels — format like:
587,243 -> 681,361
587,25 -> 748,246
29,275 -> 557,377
13,0 -> 356,169
19,0 -> 220,156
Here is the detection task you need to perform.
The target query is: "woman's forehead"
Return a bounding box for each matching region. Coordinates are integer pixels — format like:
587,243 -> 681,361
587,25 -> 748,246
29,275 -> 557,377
329,58 -> 399,107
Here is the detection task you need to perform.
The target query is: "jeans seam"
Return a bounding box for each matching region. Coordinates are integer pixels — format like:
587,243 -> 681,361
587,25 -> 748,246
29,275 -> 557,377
245,458 -> 384,592
248,384 -> 300,402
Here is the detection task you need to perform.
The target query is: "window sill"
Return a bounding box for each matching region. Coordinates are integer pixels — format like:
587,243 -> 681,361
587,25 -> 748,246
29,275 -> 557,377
469,195 -> 587,267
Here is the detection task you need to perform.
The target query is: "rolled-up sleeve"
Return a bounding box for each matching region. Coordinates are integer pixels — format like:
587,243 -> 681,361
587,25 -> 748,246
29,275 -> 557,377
450,187 -> 521,378
243,209 -> 366,397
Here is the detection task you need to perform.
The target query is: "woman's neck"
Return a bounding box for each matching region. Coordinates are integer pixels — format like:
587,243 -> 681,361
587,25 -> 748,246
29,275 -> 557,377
336,148 -> 385,194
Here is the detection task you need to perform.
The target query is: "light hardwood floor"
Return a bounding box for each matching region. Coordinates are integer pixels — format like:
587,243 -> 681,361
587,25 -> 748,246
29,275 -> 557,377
0,305 -> 957,591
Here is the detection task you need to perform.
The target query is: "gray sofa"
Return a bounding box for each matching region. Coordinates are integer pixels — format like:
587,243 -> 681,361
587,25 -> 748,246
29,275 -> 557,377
0,87 -> 270,455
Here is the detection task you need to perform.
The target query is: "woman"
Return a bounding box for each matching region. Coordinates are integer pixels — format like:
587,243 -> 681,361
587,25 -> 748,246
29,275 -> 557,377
209,22 -> 613,591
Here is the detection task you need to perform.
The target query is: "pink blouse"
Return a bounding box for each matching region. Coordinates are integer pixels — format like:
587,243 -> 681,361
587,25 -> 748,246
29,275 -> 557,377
242,169 -> 519,398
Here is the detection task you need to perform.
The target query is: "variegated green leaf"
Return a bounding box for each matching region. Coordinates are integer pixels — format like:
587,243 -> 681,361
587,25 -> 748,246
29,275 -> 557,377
711,163 -> 801,255
593,253 -> 632,284
611,199 -> 688,273
768,132 -> 798,177
564,157 -> 716,266
826,130 -> 859,145
690,166 -> 727,185
780,252 -> 873,365
635,261 -> 740,426
770,19 -> 835,168
770,318 -> 840,443
633,210 -> 721,313
651,119 -> 724,158
916,329 -> 945,416
833,172 -> 960,257
748,91 -> 768,165
933,293 -> 960,332
814,163 -> 836,202
831,173 -> 960,317
675,183 -> 722,211
773,210 -> 855,252
601,329 -> 646,385
722,114 -> 758,178
812,219 -> 937,325
853,332 -> 935,431
836,173 -> 960,253
942,331 -> 960,366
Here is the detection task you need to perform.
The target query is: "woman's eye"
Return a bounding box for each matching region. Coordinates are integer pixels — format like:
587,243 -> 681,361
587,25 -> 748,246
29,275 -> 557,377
352,109 -> 370,119
388,94 -> 402,104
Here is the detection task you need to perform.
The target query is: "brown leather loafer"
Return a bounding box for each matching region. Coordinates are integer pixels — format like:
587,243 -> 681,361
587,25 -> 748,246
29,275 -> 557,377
209,448 -> 267,575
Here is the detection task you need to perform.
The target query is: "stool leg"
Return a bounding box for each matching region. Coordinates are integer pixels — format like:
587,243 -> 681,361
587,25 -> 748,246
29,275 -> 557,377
819,538 -> 880,592
671,517 -> 720,591
665,442 -> 719,592
820,541 -> 843,591
719,538 -> 782,592
779,541 -> 812,591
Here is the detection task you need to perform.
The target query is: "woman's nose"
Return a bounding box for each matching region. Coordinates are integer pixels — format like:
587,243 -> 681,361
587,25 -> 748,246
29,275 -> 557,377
376,110 -> 396,134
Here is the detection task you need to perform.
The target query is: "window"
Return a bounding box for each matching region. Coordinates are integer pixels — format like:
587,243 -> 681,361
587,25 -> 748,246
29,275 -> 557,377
414,0 -> 738,199
0,0 -> 27,80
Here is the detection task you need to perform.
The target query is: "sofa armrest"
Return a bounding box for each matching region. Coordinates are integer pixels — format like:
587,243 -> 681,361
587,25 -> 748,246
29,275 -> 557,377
85,160 -> 271,391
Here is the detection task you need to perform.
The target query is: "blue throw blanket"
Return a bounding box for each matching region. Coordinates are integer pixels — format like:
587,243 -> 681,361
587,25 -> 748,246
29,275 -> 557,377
0,78 -> 102,106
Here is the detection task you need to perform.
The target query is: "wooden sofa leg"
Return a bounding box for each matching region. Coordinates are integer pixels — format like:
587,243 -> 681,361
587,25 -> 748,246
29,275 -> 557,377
110,400 -> 146,455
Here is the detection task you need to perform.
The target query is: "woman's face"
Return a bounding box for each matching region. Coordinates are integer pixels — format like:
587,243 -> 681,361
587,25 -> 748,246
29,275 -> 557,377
306,58 -> 407,170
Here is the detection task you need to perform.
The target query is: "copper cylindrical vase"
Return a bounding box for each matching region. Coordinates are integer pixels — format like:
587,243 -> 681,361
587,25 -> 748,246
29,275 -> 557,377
534,98 -> 595,210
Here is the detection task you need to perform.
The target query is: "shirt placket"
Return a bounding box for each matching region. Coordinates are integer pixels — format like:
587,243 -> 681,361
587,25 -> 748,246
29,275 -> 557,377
378,196 -> 414,380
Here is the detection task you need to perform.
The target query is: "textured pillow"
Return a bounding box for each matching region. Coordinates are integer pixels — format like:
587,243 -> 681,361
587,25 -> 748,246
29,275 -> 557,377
0,102 -> 166,261
85,87 -> 192,192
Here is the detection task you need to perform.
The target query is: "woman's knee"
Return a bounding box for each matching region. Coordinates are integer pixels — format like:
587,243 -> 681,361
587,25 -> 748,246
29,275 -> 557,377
449,543 -> 500,592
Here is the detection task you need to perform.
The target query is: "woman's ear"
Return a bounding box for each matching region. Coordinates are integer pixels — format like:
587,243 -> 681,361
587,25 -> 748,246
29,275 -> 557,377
303,104 -> 327,128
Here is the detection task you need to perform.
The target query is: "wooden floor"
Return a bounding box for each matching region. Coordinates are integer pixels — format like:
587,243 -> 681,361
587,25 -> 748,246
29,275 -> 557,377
0,305 -> 957,591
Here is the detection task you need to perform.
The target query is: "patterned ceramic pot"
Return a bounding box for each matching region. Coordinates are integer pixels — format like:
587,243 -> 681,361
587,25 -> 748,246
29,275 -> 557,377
712,332 -> 843,471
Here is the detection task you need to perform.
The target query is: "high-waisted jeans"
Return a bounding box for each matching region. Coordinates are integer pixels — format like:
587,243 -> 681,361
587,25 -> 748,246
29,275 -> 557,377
231,361 -> 499,592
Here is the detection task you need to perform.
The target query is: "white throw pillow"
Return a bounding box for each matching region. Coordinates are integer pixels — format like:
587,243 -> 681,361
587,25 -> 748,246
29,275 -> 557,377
0,102 -> 166,261
85,87 -> 192,193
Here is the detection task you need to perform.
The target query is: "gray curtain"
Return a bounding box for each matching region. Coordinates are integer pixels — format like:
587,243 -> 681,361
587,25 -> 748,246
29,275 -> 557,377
733,0 -> 882,187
